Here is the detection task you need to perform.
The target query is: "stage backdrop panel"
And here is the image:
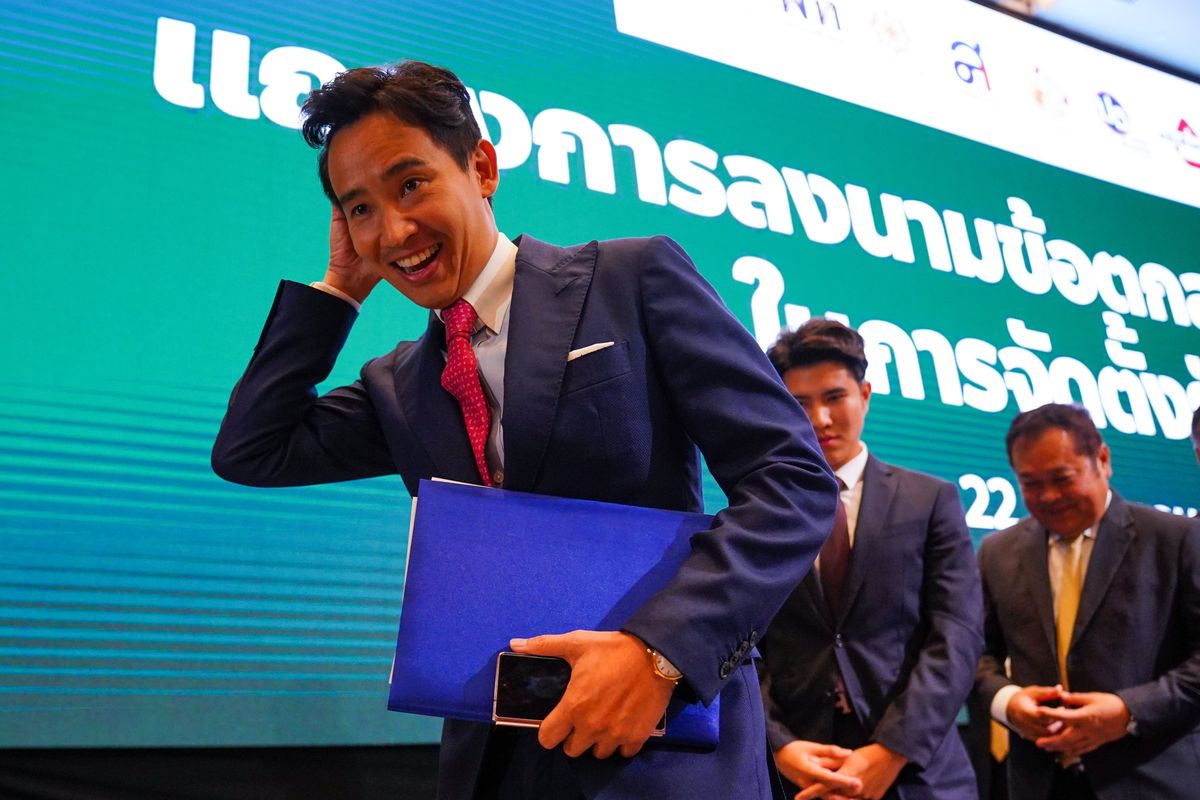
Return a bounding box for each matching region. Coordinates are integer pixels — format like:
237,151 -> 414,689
1,0 -> 1197,747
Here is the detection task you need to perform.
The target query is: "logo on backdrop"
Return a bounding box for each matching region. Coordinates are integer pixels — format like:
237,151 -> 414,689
1030,66 -> 1068,116
1163,119 -> 1200,168
152,17 -> 345,129
871,11 -> 910,53
780,0 -> 842,32
952,41 -> 991,91
1096,92 -> 1129,134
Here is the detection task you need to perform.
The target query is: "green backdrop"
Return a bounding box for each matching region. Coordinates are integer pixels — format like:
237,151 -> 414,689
1,0 -> 1196,746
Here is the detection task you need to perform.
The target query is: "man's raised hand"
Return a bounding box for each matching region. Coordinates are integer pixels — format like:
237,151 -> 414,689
324,205 -> 380,303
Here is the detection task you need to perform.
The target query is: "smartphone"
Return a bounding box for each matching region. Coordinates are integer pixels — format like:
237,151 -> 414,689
493,652 -> 572,728
492,651 -> 668,735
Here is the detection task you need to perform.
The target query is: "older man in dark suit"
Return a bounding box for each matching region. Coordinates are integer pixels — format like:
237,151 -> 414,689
976,403 -> 1200,800
212,61 -> 836,800
758,319 -> 983,800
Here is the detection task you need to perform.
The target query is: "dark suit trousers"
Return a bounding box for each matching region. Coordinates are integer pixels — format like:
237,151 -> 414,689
1046,765 -> 1097,800
476,728 -> 586,800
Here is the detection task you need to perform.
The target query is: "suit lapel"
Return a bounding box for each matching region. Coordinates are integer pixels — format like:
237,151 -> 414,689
837,455 -> 895,626
1017,520 -> 1058,657
394,314 -> 480,484
1072,494 -> 1135,647
501,235 -> 597,491
805,570 -> 835,629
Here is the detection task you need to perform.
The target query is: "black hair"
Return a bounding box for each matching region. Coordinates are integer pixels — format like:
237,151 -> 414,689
1005,403 -> 1103,464
300,60 -> 483,204
767,318 -> 868,383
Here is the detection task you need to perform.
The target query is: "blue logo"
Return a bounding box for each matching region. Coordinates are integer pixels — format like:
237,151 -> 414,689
1096,92 -> 1129,134
952,41 -> 991,91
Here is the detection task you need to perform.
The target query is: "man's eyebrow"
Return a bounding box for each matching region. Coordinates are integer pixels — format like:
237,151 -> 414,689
384,157 -> 427,178
1016,467 -> 1070,479
335,158 -> 429,206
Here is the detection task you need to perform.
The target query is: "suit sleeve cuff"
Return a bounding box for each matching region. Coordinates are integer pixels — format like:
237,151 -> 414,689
310,281 -> 362,311
766,720 -> 797,753
991,684 -> 1020,727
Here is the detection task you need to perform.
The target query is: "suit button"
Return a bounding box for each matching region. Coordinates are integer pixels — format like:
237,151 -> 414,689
719,662 -> 732,679
834,634 -> 844,648
492,469 -> 504,485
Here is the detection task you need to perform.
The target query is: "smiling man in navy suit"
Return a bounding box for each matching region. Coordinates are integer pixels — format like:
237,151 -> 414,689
758,319 -> 983,800
212,61 -> 836,800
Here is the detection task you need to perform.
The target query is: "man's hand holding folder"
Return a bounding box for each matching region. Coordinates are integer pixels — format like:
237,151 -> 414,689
510,630 -> 675,759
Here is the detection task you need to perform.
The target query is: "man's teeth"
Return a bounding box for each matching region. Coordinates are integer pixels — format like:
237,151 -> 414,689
394,244 -> 439,271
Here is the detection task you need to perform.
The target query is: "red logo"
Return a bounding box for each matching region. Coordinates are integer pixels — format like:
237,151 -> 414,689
1173,119 -> 1200,168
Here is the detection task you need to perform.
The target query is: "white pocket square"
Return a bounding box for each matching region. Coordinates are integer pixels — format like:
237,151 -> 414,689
567,341 -> 615,362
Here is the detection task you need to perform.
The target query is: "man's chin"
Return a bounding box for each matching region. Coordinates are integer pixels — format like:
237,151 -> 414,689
1040,515 -> 1085,538
819,445 -> 848,471
383,279 -> 449,310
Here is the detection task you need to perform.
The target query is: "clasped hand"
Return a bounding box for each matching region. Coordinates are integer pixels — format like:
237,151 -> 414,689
775,740 -> 907,800
1006,685 -> 1130,761
509,630 -> 676,759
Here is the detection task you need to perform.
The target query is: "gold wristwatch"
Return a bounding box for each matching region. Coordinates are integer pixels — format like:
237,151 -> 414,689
646,647 -> 682,682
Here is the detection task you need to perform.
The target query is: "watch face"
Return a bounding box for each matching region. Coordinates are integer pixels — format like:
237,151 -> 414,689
654,653 -> 681,678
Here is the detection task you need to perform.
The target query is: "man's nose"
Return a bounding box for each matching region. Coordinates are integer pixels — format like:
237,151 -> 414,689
380,207 -> 417,249
810,405 -> 832,427
1029,487 -> 1057,507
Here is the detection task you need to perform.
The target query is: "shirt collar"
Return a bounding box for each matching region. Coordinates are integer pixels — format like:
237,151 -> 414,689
434,232 -> 517,333
1049,489 -> 1113,544
834,442 -> 869,492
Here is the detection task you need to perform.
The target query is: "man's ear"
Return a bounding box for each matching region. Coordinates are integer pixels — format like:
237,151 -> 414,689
473,139 -> 500,198
1096,443 -> 1113,480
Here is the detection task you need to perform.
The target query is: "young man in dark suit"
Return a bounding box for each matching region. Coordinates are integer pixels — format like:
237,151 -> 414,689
976,404 -> 1200,800
758,319 -> 983,800
212,61 -> 837,800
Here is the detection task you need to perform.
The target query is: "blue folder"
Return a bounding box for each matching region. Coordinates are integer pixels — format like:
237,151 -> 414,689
388,479 -> 720,750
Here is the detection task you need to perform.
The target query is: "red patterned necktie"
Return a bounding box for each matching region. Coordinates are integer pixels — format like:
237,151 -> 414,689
820,481 -> 850,614
440,299 -> 493,487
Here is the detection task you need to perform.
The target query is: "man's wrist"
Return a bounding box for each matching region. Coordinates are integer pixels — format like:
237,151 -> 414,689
1114,694 -> 1135,735
866,741 -> 910,766
773,737 -> 801,756
646,647 -> 682,682
992,684 -> 1021,727
311,280 -> 363,311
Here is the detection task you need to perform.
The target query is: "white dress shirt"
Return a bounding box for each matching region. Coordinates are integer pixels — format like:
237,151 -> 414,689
813,442 -> 868,577
834,442 -> 869,544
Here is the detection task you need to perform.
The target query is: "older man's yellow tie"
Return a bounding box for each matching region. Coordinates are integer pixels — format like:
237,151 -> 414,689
1057,537 -> 1084,689
993,537 -> 1084,765
990,721 -> 1009,762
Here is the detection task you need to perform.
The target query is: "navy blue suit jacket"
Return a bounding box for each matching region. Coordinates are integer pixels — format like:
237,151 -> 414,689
976,493 -> 1200,800
759,456 -> 983,799
213,235 -> 837,800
